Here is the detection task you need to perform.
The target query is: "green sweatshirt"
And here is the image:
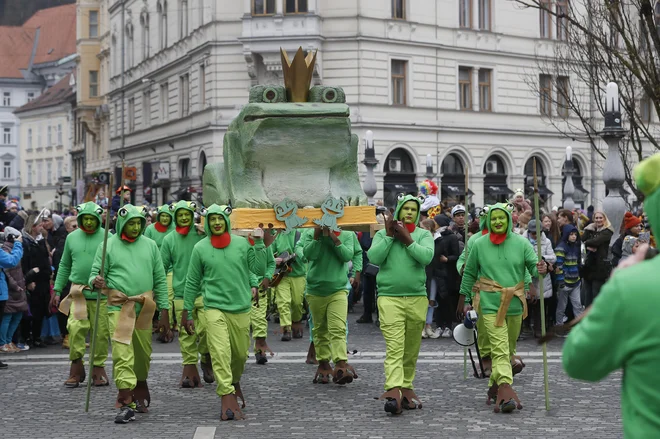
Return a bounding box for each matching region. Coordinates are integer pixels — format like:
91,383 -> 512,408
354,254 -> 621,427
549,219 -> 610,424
368,194 -> 434,297
143,204 -> 174,248
271,230 -> 307,277
297,229 -> 356,296
562,156 -> 660,439
54,202 -> 105,299
456,211 -> 488,275
183,204 -> 268,314
459,203 -> 539,315
88,204 -> 169,312
160,201 -> 205,298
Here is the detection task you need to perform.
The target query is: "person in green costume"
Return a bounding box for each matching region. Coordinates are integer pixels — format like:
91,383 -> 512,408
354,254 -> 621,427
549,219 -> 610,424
456,207 -> 492,377
161,200 -> 209,387
271,229 -> 307,341
144,204 -> 175,334
296,223 -> 361,385
249,232 -> 275,364
460,202 -> 546,413
89,204 -> 170,424
367,194 -> 434,415
52,202 -> 110,388
563,152 -> 660,439
181,204 -> 268,421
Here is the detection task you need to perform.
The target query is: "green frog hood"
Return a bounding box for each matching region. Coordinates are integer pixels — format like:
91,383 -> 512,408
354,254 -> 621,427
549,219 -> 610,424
634,154 -> 660,233
116,204 -> 147,239
203,204 -> 233,248
394,194 -> 424,225
485,202 -> 514,244
76,202 -> 103,232
170,200 -> 199,232
156,204 -> 174,229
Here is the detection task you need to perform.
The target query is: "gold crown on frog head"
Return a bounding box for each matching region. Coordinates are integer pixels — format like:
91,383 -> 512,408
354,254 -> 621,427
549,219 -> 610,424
280,47 -> 317,103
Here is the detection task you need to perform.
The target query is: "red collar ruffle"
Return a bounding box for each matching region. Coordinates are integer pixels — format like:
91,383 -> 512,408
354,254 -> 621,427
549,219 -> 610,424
211,233 -> 231,249
155,222 -> 168,233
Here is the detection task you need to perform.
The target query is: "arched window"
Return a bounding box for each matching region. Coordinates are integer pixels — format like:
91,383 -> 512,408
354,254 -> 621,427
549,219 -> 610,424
158,1 -> 168,50
384,148 -> 415,173
111,35 -> 118,76
441,153 -> 464,175
483,154 -> 512,204
383,148 -> 417,208
440,153 -> 472,205
198,150 -> 207,177
126,22 -> 134,68
524,156 -> 553,201
140,11 -> 150,60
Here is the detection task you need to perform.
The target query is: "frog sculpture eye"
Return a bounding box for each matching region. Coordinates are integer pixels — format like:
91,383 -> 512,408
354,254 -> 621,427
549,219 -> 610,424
308,86 -> 346,104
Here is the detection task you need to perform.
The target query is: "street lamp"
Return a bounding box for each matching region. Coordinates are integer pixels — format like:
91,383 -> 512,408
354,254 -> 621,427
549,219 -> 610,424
563,146 -> 576,211
425,153 -> 435,180
361,130 -> 378,205
600,81 -> 627,247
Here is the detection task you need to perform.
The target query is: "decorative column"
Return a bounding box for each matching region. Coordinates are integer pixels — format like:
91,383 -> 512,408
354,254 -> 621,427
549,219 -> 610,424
563,146 -> 576,211
361,130 -> 378,205
600,82 -> 627,246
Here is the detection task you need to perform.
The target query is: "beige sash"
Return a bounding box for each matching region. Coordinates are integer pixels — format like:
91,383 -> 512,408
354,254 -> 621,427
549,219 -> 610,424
104,289 -> 156,345
478,278 -> 527,327
58,284 -> 91,320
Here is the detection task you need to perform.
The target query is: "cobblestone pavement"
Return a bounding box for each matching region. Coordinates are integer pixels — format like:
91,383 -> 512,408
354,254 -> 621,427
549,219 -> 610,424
0,308 -> 623,439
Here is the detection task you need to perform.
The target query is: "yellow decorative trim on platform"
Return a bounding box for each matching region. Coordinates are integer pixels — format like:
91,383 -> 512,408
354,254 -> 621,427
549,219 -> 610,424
230,206 -> 376,230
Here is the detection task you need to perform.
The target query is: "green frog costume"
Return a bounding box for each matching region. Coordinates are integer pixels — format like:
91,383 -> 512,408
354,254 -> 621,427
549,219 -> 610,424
367,194 -> 434,414
249,238 -> 275,364
160,200 -> 209,387
271,230 -> 307,340
563,153 -> 660,438
144,204 -> 175,327
297,226 -> 360,385
459,202 -> 540,413
182,204 -> 268,421
88,204 -> 169,422
55,202 -> 109,388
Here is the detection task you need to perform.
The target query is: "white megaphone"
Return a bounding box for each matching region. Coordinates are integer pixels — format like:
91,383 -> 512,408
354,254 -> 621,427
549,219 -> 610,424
453,310 -> 478,347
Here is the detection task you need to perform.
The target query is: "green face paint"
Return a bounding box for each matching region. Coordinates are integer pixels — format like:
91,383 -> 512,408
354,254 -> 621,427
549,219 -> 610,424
81,214 -> 99,231
399,200 -> 419,224
124,218 -> 142,238
490,209 -> 508,234
208,214 -> 226,235
159,213 -> 172,227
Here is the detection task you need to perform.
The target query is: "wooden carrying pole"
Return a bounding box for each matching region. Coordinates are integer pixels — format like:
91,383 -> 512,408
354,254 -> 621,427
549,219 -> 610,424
532,157 -> 551,411
463,168 -> 469,380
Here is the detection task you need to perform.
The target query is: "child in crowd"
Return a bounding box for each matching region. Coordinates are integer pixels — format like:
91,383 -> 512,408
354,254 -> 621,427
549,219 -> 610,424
554,225 -> 584,335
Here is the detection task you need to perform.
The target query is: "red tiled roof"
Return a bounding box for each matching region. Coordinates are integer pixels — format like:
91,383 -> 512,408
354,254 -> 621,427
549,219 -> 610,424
0,4 -> 76,79
14,73 -> 75,114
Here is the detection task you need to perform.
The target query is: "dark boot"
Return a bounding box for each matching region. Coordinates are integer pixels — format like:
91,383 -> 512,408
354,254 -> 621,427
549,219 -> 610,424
254,338 -> 272,365
379,388 -> 402,415
133,380 -> 150,413
292,321 -> 304,339
114,389 -> 135,424
220,393 -> 244,421
92,366 -> 110,386
180,364 -> 203,388
200,354 -> 215,384
64,359 -> 85,388
233,382 -> 246,408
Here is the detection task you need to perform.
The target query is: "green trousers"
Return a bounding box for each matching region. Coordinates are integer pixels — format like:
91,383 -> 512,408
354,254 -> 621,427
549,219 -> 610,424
174,297 -> 209,364
307,291 -> 348,364
67,298 -> 109,367
250,288 -> 268,342
378,296 -> 427,391
483,313 -> 523,387
108,311 -> 152,390
206,309 -> 251,397
275,276 -> 306,328
476,303 -> 491,358
167,272 -> 175,326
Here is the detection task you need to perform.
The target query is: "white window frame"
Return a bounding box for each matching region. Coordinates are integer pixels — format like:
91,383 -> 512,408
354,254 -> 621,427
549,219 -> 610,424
3,161 -> 10,179
27,163 -> 33,186
3,92 -> 11,106
388,55 -> 414,107
3,127 -> 11,144
89,10 -> 99,37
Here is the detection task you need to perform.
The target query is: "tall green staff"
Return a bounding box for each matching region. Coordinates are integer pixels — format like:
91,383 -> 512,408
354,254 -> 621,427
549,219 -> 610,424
463,167 -> 469,380
85,174 -> 114,412
532,158 -> 550,410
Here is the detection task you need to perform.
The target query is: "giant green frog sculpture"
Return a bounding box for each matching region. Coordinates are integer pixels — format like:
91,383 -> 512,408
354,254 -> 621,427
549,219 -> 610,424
203,84 -> 368,208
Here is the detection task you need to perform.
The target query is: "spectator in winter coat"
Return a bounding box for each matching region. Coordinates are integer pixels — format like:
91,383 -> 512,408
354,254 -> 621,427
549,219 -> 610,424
8,210 -> 27,231
554,225 -> 584,333
611,212 -> 642,267
581,211 -> 615,306
523,220 -> 556,337
429,214 -> 461,338
0,228 -> 27,353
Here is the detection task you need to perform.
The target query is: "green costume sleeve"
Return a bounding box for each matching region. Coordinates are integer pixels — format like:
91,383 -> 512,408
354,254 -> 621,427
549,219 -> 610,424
524,268 -> 531,292
459,242 -> 480,303
151,243 -> 169,311
366,230 -> 394,266
524,241 -> 540,279
562,276 -> 625,381
351,233 -> 363,272
53,238 -> 72,295
88,241 -> 105,285
247,239 -> 268,278
264,246 -> 275,280
302,232 -> 322,261
330,235 -> 353,263
183,246 -> 203,312
249,271 -> 259,289
160,235 -> 173,273
404,233 -> 434,266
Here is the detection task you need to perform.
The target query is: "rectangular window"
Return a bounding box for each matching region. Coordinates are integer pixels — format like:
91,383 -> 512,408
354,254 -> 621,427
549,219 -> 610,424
3,92 -> 10,106
27,164 -> 32,185
540,0 -> 552,38
37,127 -> 41,147
556,0 -> 568,41
3,161 -> 10,179
286,0 -> 308,14
128,98 -> 135,132
57,124 -> 62,144
161,82 -> 169,122
47,126 -> 52,146
56,161 -> 63,180
391,60 -> 407,106
180,0 -> 189,39
143,92 -> 151,127
179,158 -> 190,178
28,128 -> 32,149
253,0 -> 275,15
89,70 -> 99,98
641,97 -> 652,123
479,69 -> 492,112
3,128 -> 10,144
27,92 -> 35,102
391,0 -> 405,19
180,74 -> 190,117
459,0 -> 472,28
89,10 -> 99,37
199,64 -> 206,108
459,67 -> 473,110
557,75 -> 569,118
47,162 -> 52,185
478,0 -> 491,31
540,74 -> 552,116
37,162 -> 42,185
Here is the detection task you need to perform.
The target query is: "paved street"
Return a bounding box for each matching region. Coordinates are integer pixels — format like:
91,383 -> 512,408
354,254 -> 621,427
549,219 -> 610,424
0,306 -> 623,439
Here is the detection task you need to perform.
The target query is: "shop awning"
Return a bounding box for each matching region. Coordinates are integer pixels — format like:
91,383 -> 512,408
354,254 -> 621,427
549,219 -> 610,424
485,185 -> 514,196
384,183 -> 419,195
575,185 -> 589,195
442,184 -> 475,196
527,185 -> 554,196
